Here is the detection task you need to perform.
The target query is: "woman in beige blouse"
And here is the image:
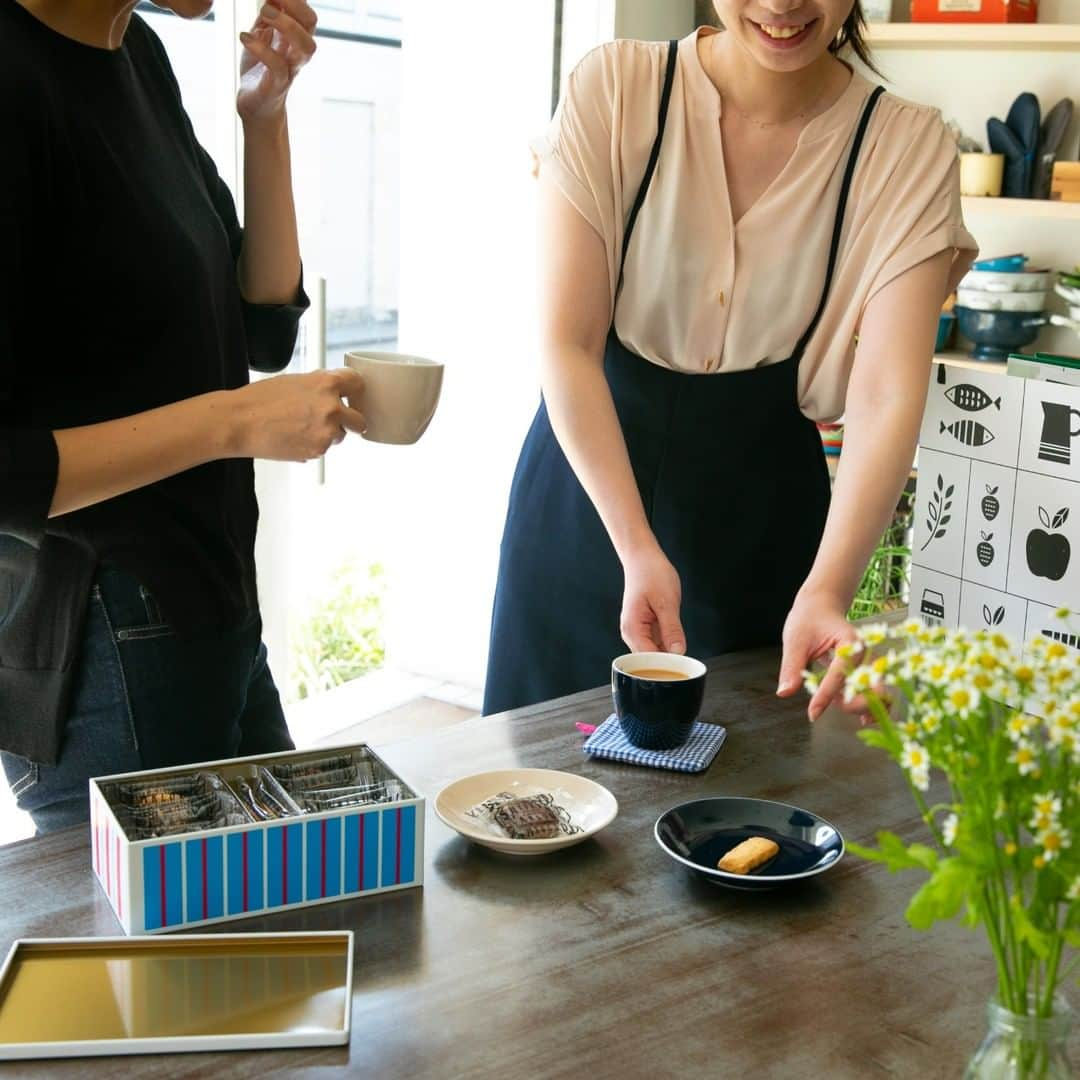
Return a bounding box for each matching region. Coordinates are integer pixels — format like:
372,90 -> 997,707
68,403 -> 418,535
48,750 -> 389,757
483,1 -> 976,719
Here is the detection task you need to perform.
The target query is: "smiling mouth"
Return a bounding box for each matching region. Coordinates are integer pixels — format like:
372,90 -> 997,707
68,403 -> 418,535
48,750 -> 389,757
750,18 -> 818,44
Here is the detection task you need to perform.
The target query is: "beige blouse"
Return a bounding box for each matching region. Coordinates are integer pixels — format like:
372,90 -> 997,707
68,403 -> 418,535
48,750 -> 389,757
533,29 -> 978,422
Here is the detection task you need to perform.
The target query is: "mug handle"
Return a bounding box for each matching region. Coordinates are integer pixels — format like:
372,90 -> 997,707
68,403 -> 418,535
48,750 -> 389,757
1071,409 -> 1080,438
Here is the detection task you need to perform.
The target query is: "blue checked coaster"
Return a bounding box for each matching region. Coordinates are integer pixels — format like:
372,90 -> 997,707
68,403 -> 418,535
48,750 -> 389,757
582,715 -> 727,773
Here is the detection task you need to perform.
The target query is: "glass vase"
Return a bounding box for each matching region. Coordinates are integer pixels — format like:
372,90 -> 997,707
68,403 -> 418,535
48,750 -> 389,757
965,995 -> 1073,1080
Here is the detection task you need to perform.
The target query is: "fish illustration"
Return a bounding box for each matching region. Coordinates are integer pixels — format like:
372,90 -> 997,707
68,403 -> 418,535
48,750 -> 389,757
945,384 -> 1001,412
940,419 -> 995,447
1042,629 -> 1080,649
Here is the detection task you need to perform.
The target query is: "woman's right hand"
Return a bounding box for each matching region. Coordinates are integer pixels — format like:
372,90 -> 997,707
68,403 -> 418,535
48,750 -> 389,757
620,544 -> 686,655
230,368 -> 366,462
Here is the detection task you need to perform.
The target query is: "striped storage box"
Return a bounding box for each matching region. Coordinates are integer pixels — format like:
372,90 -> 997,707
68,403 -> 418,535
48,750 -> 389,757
89,744 -> 424,935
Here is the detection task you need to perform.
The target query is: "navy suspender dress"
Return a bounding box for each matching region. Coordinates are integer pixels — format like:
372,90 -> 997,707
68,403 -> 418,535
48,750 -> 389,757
484,40 -> 885,716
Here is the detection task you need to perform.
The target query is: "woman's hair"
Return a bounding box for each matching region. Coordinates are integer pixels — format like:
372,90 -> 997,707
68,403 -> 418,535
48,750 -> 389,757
695,1 -> 881,75
830,3 -> 882,75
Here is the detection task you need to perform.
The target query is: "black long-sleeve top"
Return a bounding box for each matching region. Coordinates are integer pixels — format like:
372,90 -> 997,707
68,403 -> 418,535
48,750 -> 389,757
0,1 -> 308,763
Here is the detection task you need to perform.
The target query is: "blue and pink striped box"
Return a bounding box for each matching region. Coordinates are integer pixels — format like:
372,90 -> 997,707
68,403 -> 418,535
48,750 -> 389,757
89,744 -> 424,935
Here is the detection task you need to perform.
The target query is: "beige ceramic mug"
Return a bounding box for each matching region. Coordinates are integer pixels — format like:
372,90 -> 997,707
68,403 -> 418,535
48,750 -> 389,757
959,153 -> 1004,198
343,350 -> 444,445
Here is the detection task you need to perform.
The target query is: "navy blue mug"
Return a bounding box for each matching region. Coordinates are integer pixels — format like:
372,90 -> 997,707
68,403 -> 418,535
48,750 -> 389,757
612,653 -> 707,750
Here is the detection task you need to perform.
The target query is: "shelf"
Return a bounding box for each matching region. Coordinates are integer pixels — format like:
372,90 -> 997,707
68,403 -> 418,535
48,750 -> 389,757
934,352 -> 1007,373
961,196 -> 1080,219
868,22 -> 1080,49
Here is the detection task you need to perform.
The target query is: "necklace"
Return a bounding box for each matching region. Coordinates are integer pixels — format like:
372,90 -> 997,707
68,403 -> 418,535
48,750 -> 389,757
724,89 -> 829,128
707,34 -> 831,129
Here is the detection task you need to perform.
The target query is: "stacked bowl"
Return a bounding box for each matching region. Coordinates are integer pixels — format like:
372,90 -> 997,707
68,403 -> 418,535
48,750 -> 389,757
955,255 -> 1050,362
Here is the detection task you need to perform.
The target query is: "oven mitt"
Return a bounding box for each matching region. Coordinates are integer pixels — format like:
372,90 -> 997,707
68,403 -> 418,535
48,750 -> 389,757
1006,92 -> 1041,198
1033,98 -> 1074,200
988,117 -> 1028,199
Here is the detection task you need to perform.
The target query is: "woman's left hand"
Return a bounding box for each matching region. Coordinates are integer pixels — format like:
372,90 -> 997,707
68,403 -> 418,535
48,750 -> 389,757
237,0 -> 318,127
776,590 -> 862,721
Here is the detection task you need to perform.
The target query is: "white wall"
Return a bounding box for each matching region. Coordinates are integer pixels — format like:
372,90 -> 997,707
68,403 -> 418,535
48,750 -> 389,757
615,0 -> 694,40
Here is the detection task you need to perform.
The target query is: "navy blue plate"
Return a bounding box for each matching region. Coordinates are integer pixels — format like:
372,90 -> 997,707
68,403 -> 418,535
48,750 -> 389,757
654,796 -> 844,891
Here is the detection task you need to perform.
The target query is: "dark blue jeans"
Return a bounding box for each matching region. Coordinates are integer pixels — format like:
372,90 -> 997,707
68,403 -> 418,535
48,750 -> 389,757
1,567 -> 292,835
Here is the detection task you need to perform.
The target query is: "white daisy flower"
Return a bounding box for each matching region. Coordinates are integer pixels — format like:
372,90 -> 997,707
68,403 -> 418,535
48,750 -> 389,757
859,623 -> 889,647
1036,825 -> 1071,861
945,683 -> 980,718
910,765 -> 930,793
1031,793 -> 1062,820
844,665 -> 875,703
1006,713 -> 1037,743
921,710 -> 942,735
942,813 -> 958,847
1008,741 -> 1039,776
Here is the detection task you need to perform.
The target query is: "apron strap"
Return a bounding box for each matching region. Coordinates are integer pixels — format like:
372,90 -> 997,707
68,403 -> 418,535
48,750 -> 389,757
790,84 -> 886,363
616,38 -> 679,297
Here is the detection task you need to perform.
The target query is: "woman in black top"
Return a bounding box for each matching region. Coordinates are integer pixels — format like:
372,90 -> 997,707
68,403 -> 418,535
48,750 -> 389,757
0,0 -> 365,833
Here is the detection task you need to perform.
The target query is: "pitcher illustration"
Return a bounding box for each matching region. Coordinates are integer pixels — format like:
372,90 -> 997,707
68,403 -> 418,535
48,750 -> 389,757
1038,401 -> 1080,466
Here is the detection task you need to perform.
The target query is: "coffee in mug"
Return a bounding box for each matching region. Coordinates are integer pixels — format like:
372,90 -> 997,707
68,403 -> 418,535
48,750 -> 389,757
343,350 -> 444,445
612,652 -> 706,750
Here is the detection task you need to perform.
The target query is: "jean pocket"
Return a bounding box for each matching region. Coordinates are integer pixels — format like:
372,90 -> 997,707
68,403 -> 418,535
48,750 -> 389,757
3,756 -> 39,799
114,585 -> 175,642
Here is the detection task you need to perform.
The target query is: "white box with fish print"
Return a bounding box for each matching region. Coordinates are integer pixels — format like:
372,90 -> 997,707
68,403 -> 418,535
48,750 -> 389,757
920,364 -> 1024,469
911,447 -> 970,580
913,364 -> 1080,655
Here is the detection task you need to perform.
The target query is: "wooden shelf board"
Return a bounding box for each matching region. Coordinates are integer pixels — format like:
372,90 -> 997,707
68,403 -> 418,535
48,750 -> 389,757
868,23 -> 1080,49
934,352 -> 1008,373
961,196 -> 1080,219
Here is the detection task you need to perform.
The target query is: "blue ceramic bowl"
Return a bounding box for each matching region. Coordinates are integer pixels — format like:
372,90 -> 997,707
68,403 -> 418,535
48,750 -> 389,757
955,307 -> 1048,362
612,653 -> 706,750
654,796 -> 844,891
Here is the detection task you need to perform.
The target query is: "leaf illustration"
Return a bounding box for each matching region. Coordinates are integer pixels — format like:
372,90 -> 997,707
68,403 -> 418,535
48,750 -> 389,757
982,605 -> 992,625
921,477 -> 951,552
946,485 -> 955,499
994,607 -> 1005,626
1053,508 -> 1070,530
1039,506 -> 1052,529
987,486 -> 998,495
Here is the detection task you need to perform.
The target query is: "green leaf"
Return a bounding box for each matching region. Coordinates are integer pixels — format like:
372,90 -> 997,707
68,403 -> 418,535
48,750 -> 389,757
1012,905 -> 1053,961
851,831 -> 938,874
905,859 -> 977,930
906,844 -> 940,872
857,728 -> 896,753
1064,929 -> 1080,950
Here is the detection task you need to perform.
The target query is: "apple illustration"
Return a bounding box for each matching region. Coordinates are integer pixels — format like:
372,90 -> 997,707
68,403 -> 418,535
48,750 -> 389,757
1027,506 -> 1071,582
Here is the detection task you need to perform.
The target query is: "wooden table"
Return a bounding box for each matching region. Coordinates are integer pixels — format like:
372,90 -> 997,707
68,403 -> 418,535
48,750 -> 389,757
0,649 -> 1070,1078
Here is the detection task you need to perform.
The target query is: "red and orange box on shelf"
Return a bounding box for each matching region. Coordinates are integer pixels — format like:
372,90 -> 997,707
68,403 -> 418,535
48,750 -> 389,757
910,0 -> 1038,22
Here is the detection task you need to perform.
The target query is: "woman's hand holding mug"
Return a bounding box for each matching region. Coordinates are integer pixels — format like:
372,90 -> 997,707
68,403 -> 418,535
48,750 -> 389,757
230,369 -> 366,462
620,543 -> 686,656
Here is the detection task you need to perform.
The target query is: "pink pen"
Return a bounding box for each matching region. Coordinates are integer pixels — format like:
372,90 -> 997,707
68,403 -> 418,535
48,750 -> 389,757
575,722 -> 598,735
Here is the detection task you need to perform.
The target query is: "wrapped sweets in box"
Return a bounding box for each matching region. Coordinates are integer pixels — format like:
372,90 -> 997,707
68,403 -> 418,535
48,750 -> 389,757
89,744 -> 424,934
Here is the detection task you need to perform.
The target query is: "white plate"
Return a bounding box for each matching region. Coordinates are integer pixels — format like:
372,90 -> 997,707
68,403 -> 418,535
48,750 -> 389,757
960,268 -> 1051,293
434,769 -> 618,855
956,287 -> 1046,312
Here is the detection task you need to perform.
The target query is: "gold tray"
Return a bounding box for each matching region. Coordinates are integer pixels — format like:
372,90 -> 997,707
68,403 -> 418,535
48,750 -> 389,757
0,931 -> 353,1060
